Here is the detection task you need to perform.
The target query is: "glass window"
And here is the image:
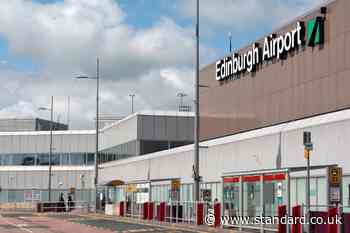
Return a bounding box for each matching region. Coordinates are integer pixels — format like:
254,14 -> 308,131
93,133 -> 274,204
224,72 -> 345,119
70,153 -> 84,165
22,154 -> 36,166
0,152 -> 93,166
37,154 -> 50,165
296,178 -> 306,205
223,182 -> 240,217
12,154 -> 24,165
317,177 -> 326,206
52,154 -> 60,165
4,155 -> 12,165
291,178 -> 297,206
87,153 -> 94,165
310,178 -> 317,206
60,153 -> 70,165
343,176 -> 350,212
243,181 -> 261,217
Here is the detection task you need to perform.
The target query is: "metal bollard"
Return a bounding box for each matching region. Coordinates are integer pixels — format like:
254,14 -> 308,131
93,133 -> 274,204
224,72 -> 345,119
214,202 -> 221,227
196,202 -> 204,225
278,205 -> 287,233
291,205 -> 301,233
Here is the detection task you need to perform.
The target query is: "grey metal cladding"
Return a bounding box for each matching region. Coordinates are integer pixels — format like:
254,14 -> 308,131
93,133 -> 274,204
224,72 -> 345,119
138,115 -> 194,141
0,132 -> 94,154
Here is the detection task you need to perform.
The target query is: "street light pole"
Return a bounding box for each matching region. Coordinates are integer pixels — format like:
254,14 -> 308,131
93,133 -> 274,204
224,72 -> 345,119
229,32 -> 232,53
177,93 -> 187,111
95,58 -> 100,212
49,96 -> 53,202
129,94 -> 135,114
194,0 -> 200,202
39,97 -> 54,202
74,58 -> 100,212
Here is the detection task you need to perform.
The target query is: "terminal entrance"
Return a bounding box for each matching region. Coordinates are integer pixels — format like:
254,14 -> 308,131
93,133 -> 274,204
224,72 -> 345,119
223,171 -> 288,217
222,165 -> 340,232
223,171 -> 288,231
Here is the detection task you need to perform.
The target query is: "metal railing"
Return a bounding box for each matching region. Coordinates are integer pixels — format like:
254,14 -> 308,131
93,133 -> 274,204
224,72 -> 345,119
120,200 -> 213,225
37,201 -> 91,214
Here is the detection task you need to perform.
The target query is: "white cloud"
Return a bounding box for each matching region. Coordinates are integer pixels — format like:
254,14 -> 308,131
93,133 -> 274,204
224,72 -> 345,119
0,101 -> 39,118
0,0 -> 210,128
0,0 -> 215,79
177,0 -> 329,31
0,67 -> 195,129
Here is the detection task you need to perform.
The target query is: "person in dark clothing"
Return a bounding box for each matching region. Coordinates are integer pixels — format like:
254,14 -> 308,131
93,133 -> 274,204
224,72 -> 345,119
67,194 -> 74,212
59,193 -> 66,212
101,194 -> 106,211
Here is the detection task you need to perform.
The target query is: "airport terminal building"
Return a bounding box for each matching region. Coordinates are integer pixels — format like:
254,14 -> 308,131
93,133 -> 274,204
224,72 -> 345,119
0,112 -> 194,204
1,0 -> 350,222
98,0 -> 350,217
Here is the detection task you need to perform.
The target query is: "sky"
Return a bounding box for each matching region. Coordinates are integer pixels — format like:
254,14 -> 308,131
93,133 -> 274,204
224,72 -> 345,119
0,0 -> 327,129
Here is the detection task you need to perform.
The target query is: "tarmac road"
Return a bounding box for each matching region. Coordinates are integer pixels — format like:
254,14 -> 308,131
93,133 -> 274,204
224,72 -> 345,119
0,213 -> 205,233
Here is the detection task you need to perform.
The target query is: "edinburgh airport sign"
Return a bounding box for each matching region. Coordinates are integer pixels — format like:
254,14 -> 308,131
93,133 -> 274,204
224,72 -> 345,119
215,16 -> 325,81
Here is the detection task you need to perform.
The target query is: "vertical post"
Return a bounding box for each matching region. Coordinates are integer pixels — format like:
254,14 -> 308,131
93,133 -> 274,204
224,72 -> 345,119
260,175 -> 264,233
287,171 -> 291,233
48,96 -> 53,202
194,0 -> 200,202
67,96 -> 70,129
95,58 -> 100,212
229,32 -> 232,53
306,155 -> 310,233
303,131 -> 312,233
131,95 -> 134,114
129,94 -> 135,114
239,176 -> 243,231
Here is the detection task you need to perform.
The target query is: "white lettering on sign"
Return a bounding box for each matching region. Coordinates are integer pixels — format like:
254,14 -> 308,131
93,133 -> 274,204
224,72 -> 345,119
216,22 -> 305,81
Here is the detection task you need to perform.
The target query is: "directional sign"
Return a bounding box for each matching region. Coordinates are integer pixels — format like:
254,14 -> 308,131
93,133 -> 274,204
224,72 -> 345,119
304,149 -> 310,159
171,179 -> 181,190
126,184 -> 137,193
329,167 -> 342,186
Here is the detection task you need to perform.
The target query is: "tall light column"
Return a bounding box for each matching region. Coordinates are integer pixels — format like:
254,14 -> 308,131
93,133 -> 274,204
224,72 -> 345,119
129,94 -> 135,114
38,96 -> 54,202
194,0 -> 200,202
95,58 -> 99,212
177,92 -> 187,111
74,58 -> 100,212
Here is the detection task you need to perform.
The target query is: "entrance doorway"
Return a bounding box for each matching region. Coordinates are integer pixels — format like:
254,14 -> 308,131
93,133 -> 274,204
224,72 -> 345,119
222,165 -> 337,232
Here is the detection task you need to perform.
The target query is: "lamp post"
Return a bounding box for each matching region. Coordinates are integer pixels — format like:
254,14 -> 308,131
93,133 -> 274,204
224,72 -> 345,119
194,0 -> 200,202
38,96 -> 54,202
74,58 -> 100,212
228,32 -> 232,53
129,94 -> 135,114
177,92 -> 187,111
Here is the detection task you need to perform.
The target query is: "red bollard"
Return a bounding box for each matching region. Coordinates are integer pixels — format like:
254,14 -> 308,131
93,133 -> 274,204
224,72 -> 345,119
328,207 -> 338,233
291,205 -> 301,233
158,202 -> 165,222
118,201 -> 125,217
214,202 -> 221,227
148,202 -> 154,220
278,205 -> 287,233
196,203 -> 204,225
143,202 -> 149,219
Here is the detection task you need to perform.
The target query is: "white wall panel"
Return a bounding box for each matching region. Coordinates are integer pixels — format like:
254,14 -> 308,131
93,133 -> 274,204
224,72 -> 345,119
100,110 -> 350,185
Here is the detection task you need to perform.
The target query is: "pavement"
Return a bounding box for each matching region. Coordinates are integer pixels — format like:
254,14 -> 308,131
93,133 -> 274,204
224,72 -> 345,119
0,212 -> 245,233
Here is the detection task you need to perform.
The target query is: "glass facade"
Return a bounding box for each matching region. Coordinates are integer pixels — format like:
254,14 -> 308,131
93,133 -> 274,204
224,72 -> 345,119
100,175 -> 350,216
0,189 -> 94,203
99,140 -> 193,164
0,153 -> 95,166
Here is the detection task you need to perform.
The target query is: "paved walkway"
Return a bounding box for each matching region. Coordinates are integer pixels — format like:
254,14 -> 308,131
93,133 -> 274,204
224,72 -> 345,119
0,212 -> 249,233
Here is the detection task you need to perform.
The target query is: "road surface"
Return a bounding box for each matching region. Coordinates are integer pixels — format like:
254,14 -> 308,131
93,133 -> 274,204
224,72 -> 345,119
0,212 -> 203,233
